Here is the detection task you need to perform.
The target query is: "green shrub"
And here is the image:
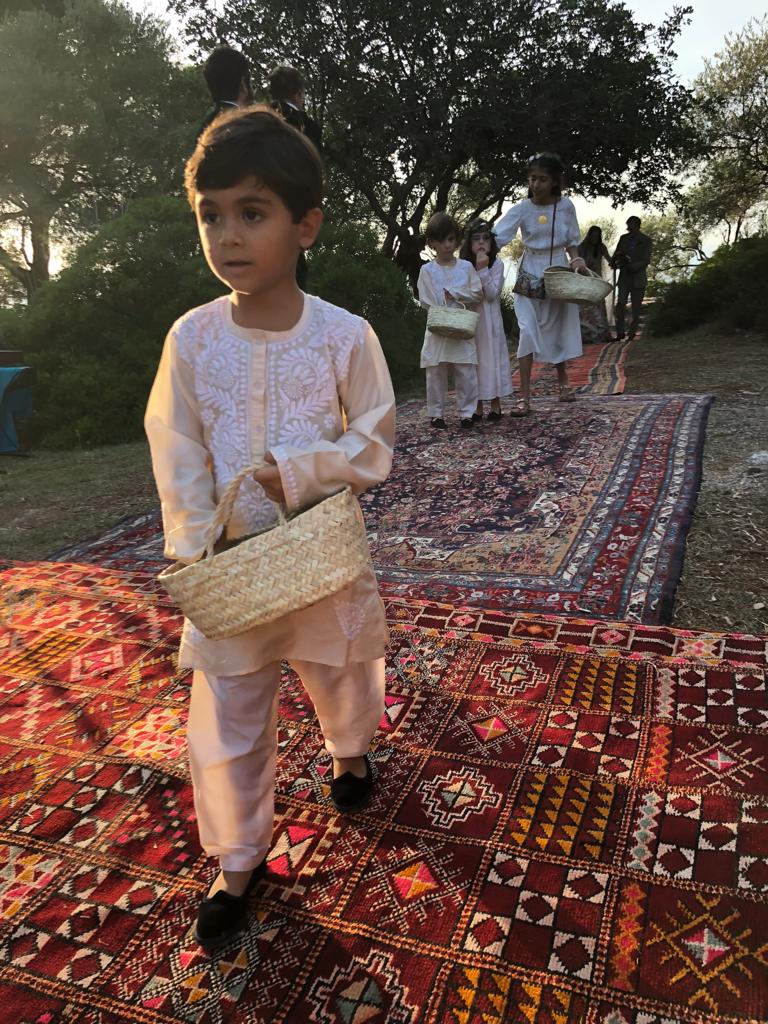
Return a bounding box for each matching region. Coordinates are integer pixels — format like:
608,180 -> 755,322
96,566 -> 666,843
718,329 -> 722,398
647,235 -> 768,336
2,196 -> 223,448
307,221 -> 424,389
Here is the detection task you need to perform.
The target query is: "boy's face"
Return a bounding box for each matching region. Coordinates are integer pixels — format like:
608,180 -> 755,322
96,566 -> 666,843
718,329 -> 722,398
432,234 -> 458,261
195,177 -> 322,296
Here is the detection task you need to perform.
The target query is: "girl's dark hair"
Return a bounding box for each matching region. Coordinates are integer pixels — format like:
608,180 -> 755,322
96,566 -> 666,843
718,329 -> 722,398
460,219 -> 499,267
425,211 -> 462,244
527,151 -> 564,197
581,225 -> 603,257
185,106 -> 323,222
203,46 -> 250,102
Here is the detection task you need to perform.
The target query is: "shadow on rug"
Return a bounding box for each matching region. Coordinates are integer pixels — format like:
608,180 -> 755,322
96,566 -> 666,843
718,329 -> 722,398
50,394 -> 712,625
0,562 -> 766,1023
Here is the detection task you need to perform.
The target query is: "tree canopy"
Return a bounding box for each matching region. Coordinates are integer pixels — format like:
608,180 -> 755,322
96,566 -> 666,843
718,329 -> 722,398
0,0 -> 205,301
171,0 -> 695,280
689,18 -> 768,243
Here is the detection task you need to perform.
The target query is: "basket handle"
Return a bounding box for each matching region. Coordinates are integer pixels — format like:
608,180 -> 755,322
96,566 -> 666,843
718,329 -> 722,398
203,462 -> 286,559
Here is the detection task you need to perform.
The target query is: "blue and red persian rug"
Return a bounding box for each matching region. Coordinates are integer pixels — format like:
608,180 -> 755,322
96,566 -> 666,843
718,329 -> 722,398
51,394 -> 712,625
0,562 -> 765,1023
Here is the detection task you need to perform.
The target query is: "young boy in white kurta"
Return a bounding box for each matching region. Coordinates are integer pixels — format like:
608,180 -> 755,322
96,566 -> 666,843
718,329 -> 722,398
417,212 -> 483,429
144,107 -> 395,950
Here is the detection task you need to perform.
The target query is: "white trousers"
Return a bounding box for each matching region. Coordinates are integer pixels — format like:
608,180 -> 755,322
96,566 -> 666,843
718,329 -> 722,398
425,363 -> 478,419
187,658 -> 385,871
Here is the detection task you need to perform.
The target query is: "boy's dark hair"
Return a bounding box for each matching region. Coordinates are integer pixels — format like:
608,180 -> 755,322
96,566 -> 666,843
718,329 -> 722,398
203,45 -> 250,102
425,211 -> 462,244
460,219 -> 499,267
268,65 -> 305,101
627,215 -> 642,227
527,151 -> 564,197
185,106 -> 323,222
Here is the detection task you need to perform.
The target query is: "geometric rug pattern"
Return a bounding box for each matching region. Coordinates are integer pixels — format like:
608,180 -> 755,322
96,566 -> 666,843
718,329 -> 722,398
50,394 -> 713,625
513,337 -> 634,395
0,561 -> 766,1023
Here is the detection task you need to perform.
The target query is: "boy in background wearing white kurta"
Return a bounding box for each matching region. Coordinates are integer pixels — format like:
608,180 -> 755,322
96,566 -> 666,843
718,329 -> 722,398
417,212 -> 483,429
144,108 -> 395,950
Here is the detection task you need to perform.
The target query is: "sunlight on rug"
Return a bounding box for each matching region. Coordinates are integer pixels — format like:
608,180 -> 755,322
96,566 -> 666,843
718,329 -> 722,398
0,562 -> 765,1023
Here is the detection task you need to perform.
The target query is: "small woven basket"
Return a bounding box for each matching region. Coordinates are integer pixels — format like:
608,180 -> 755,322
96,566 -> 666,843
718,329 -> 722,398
543,266 -> 612,305
157,464 -> 371,640
427,303 -> 479,339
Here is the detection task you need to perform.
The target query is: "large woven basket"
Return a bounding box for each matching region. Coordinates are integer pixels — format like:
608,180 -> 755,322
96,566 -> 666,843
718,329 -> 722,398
543,266 -> 612,305
157,464 -> 371,640
427,303 -> 479,339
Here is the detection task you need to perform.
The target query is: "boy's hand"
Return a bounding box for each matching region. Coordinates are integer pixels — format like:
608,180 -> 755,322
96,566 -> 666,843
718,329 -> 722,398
253,455 -> 286,505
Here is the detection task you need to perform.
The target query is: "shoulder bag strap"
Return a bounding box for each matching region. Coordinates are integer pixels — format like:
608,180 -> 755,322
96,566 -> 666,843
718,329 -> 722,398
549,200 -> 558,266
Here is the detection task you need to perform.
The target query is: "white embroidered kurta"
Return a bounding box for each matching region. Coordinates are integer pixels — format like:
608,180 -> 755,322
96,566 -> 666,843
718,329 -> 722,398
475,259 -> 513,400
494,197 -> 582,364
145,294 -> 395,676
417,258 -> 483,367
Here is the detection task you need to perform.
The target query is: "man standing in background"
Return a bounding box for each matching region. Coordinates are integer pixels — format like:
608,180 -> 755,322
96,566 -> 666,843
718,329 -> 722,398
197,46 -> 253,140
611,216 -> 653,340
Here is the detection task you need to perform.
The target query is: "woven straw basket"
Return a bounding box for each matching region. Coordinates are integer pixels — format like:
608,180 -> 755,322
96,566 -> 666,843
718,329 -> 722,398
427,303 -> 479,339
157,463 -> 371,640
543,266 -> 612,306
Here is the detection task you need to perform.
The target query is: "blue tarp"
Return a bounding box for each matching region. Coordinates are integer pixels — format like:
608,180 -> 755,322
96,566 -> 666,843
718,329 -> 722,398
0,366 -> 34,453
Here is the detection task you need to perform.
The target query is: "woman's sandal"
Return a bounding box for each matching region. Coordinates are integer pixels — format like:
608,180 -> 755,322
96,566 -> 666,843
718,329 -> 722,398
509,398 -> 531,417
558,386 -> 576,403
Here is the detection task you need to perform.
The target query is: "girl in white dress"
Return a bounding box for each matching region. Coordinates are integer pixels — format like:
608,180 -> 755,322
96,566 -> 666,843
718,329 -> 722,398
417,212 -> 483,429
459,219 -> 512,421
494,153 -> 589,415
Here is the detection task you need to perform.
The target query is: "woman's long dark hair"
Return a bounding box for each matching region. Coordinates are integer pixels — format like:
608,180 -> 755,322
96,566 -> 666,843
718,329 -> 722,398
527,151 -> 563,197
580,225 -> 604,258
460,219 -> 499,268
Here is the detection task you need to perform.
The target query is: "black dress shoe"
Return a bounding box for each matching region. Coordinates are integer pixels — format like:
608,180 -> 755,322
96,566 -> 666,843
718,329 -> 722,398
331,755 -> 374,813
195,858 -> 267,950
487,410 -> 502,421
471,412 -> 482,421
460,418 -> 474,429
430,417 -> 447,429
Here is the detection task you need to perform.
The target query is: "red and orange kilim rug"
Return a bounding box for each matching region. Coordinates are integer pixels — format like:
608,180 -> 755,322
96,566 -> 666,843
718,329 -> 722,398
512,339 -> 634,396
0,561 -> 766,1023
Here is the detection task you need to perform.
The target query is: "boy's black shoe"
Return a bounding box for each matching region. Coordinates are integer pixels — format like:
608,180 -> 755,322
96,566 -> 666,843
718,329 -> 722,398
460,418 -> 474,429
195,858 -> 267,951
471,412 -> 482,421
331,754 -> 374,813
430,417 -> 447,429
487,411 -> 502,422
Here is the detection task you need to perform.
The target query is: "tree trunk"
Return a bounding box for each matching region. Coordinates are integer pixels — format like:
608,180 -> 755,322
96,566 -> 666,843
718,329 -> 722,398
27,212 -> 52,298
393,232 -> 427,294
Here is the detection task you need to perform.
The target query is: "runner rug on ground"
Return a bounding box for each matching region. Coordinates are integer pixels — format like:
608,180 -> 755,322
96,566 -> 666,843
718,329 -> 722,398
52,394 -> 712,625
512,338 -> 634,396
0,561 -> 766,1024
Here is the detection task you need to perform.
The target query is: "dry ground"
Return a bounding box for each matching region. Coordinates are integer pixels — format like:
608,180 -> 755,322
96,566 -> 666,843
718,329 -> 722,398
2,325 -> 766,634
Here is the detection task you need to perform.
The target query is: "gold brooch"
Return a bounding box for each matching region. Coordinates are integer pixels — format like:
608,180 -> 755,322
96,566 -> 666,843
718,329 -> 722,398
538,215 -> 548,224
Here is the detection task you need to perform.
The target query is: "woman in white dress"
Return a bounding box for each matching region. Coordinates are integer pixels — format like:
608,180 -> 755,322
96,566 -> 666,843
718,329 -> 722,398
494,153 -> 589,415
459,220 -> 513,421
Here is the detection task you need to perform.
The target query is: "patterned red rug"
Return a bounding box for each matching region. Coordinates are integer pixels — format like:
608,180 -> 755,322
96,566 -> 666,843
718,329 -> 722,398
51,394 -> 712,624
1,561 -> 766,1023
512,338 -> 634,395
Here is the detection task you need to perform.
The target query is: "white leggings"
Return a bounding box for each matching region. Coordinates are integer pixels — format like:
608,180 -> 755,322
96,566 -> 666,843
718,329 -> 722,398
187,658 -> 385,871
426,362 -> 478,419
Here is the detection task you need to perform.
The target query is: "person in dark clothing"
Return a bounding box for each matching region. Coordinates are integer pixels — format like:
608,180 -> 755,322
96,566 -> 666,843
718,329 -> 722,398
610,216 -> 653,340
267,65 -> 323,154
267,65 -> 323,288
197,46 -> 254,140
